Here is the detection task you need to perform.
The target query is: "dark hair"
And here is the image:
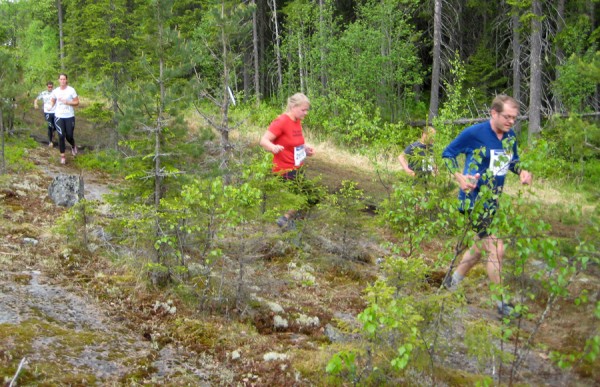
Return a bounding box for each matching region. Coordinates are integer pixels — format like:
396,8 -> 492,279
491,94 -> 519,113
47,81 -> 54,86
58,73 -> 68,80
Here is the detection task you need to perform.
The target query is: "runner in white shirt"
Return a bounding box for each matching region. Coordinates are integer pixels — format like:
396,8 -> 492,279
34,81 -> 57,147
50,74 -> 79,164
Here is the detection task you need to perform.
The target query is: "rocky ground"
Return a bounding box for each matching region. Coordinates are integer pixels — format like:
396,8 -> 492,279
1,144 -> 232,385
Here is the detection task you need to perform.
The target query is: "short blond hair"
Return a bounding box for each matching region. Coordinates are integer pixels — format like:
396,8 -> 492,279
286,93 -> 310,112
491,94 -> 519,113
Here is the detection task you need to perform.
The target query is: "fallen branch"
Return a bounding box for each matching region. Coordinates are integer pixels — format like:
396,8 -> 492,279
9,357 -> 27,387
409,112 -> 600,127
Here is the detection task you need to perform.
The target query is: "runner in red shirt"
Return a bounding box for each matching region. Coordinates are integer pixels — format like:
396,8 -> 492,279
260,93 -> 315,229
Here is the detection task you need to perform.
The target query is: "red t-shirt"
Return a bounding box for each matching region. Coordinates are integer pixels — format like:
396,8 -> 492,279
268,114 -> 307,172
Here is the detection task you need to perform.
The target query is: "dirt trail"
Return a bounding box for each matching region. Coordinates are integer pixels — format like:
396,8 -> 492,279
0,144 -> 226,385
34,144 -> 112,201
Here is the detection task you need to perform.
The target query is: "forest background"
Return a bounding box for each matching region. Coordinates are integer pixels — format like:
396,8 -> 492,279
0,0 -> 599,385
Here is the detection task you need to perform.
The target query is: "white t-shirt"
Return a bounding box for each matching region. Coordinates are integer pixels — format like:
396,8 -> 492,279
51,86 -> 78,118
36,90 -> 55,114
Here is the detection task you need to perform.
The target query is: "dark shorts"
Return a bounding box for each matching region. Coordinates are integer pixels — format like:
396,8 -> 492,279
460,208 -> 495,238
278,168 -> 321,207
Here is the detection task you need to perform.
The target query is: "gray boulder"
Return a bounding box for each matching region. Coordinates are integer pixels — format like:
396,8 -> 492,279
48,174 -> 84,207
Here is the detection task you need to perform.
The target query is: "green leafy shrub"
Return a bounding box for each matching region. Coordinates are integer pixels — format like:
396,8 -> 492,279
75,148 -> 131,176
4,136 -> 37,172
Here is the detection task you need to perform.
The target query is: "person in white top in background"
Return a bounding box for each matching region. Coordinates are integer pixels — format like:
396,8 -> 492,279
50,73 -> 79,164
34,81 -> 57,147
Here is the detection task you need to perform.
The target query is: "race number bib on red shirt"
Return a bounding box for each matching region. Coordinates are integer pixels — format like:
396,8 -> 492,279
294,145 -> 306,166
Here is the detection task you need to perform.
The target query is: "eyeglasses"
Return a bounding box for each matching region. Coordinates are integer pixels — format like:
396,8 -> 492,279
499,113 -> 517,122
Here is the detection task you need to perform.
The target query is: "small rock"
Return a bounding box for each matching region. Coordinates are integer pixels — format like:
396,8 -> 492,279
274,315 -> 288,328
23,237 -> 39,246
263,352 -> 288,361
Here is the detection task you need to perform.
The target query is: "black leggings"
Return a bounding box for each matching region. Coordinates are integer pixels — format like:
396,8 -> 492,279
45,113 -> 56,143
54,116 -> 76,153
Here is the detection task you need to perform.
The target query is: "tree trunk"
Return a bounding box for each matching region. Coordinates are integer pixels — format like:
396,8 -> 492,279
156,57 -> 164,208
269,0 -> 283,94
252,0 -> 260,106
220,1 -> 231,174
319,0 -> 327,90
298,34 -> 304,94
258,0 -> 266,98
528,0 -> 543,140
553,0 -> 565,113
0,108 -> 4,175
112,71 -> 119,149
428,0 -> 442,122
511,9 -> 522,134
589,0 -> 599,112
57,0 -> 65,70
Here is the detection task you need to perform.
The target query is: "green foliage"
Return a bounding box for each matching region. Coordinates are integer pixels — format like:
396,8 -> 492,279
74,149 -> 129,176
54,199 -> 99,248
242,153 -> 315,221
434,54 -> 477,141
190,0 -> 253,98
379,181 -> 451,257
355,279 -> 426,371
555,12 -> 595,58
20,20 -> 59,86
520,138 -> 567,181
306,93 -> 380,146
464,320 -> 510,370
554,51 -> 600,112
79,102 -> 113,129
315,180 -> 370,260
281,0 -> 422,125
3,136 -> 37,173
534,116 -> 600,192
550,301 -> 599,369
464,41 -> 509,106
326,350 -> 358,381
239,103 -> 281,129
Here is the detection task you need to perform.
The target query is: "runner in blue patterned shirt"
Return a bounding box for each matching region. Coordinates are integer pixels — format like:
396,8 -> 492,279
442,94 -> 532,318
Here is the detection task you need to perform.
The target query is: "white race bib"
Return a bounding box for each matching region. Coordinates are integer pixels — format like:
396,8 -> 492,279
489,149 -> 511,176
294,145 -> 307,166
424,155 -> 434,172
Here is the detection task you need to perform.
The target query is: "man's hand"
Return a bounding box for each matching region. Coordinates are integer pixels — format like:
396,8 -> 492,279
520,170 -> 532,185
456,173 -> 479,191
